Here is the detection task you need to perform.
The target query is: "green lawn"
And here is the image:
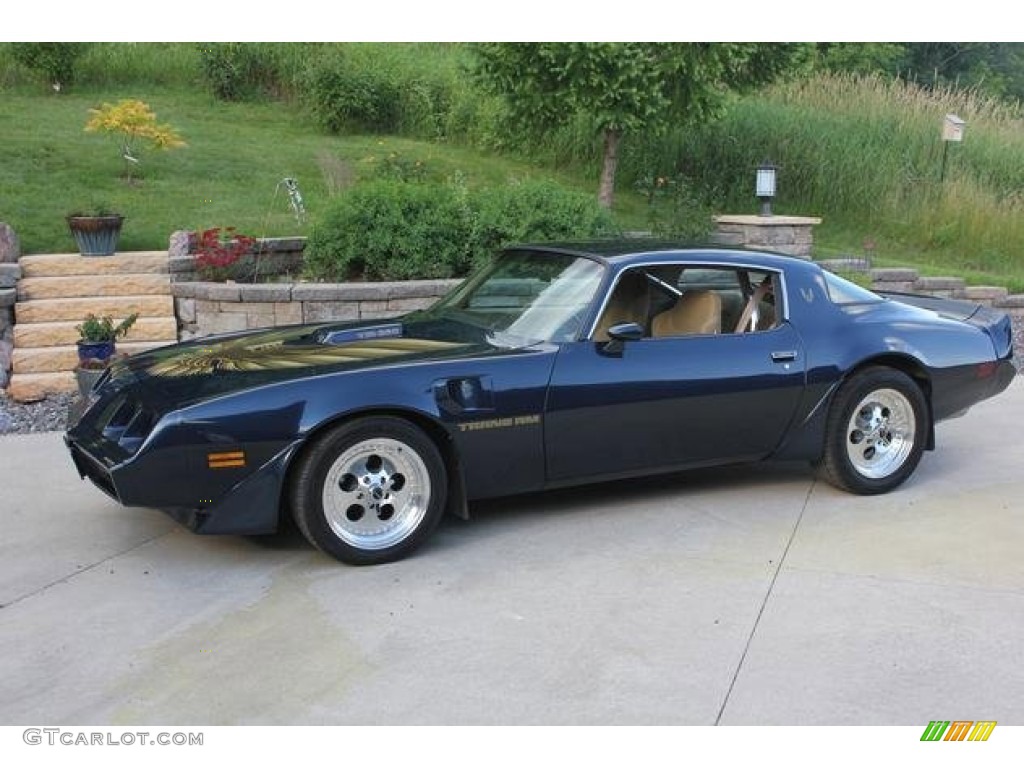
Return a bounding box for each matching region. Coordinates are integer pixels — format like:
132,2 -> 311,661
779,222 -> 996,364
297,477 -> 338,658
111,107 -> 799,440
0,88 -> 640,255
2,85 -> 1022,294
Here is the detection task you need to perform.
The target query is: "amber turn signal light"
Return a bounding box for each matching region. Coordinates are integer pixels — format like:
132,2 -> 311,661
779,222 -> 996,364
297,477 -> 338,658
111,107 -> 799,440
208,450 -> 245,469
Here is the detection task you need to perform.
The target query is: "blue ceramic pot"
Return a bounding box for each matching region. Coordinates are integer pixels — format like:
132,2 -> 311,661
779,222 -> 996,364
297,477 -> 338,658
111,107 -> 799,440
77,340 -> 115,364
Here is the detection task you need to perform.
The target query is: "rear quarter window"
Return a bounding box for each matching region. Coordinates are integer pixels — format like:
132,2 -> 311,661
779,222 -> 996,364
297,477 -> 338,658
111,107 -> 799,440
823,271 -> 884,305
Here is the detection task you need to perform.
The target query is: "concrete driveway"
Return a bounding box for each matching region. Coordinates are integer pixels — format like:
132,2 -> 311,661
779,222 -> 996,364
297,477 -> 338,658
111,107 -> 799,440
2,379 -> 1022,725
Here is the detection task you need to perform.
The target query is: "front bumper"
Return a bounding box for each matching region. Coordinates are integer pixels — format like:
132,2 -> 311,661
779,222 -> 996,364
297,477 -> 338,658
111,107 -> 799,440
65,388 -> 302,537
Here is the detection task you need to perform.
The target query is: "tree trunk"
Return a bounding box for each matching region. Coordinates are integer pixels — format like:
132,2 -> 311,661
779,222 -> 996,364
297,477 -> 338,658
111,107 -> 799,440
597,128 -> 621,210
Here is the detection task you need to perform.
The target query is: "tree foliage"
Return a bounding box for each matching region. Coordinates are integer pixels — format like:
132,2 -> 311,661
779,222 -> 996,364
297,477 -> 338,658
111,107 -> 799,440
900,43 -> 1024,101
814,43 -> 1024,101
814,43 -> 907,76
473,43 -> 809,208
85,99 -> 186,180
10,42 -> 90,88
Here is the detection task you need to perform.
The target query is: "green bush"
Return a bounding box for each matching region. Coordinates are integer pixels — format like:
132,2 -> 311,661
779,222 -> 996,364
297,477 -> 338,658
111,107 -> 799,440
302,52 -> 402,134
10,42 -> 90,86
305,181 -> 474,281
474,180 -> 618,259
197,42 -> 303,101
305,179 -> 617,281
299,44 -> 475,139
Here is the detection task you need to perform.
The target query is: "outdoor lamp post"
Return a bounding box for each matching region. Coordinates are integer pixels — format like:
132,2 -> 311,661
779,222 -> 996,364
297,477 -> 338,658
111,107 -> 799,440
755,162 -> 777,217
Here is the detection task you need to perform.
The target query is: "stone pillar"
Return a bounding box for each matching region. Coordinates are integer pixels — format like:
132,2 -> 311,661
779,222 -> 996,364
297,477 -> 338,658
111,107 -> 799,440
0,263 -> 19,390
0,222 -> 19,264
711,215 -> 822,259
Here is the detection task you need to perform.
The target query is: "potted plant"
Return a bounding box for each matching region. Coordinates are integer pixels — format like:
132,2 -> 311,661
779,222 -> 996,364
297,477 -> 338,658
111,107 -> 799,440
75,313 -> 137,363
67,205 -> 124,257
74,313 -> 137,395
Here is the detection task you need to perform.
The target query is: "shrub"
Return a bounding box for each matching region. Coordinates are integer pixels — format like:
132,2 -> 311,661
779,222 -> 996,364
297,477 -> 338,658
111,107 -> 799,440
474,180 -> 618,260
194,227 -> 258,281
302,52 -> 401,134
197,43 -> 301,101
306,179 -> 617,281
299,44 -> 468,138
305,181 -> 473,281
10,42 -> 90,87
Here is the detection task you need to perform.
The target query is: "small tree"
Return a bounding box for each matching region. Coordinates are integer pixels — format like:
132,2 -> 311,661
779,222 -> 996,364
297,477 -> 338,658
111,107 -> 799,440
10,42 -> 90,89
475,43 -> 809,209
84,99 -> 186,180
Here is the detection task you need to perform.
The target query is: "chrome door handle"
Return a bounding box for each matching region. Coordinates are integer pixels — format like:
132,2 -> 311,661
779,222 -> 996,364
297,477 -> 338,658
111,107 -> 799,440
771,350 -> 798,362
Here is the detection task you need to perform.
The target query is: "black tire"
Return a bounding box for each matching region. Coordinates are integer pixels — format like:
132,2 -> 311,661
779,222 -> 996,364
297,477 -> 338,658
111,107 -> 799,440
820,366 -> 928,495
290,416 -> 448,565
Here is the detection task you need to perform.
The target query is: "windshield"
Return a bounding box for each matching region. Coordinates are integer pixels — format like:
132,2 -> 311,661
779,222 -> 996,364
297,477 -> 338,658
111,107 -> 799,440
427,249 -> 605,343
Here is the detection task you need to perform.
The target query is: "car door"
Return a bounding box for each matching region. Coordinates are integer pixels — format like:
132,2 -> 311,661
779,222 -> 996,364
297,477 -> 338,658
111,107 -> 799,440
543,263 -> 807,483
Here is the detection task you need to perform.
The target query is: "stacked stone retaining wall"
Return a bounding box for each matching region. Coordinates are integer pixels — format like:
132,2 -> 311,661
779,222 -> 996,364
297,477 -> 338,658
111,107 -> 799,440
173,280 -> 460,340
862,266 -> 1022,319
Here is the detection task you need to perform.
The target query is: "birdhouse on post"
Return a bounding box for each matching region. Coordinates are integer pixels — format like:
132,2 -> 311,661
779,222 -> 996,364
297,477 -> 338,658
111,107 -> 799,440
942,114 -> 966,143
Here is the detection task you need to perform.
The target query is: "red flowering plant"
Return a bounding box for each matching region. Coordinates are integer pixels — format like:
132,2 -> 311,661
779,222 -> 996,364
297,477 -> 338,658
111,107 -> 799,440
193,226 -> 257,281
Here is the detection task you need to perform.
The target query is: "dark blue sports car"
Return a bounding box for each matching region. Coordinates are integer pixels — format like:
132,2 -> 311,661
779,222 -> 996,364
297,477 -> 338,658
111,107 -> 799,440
65,243 -> 1016,564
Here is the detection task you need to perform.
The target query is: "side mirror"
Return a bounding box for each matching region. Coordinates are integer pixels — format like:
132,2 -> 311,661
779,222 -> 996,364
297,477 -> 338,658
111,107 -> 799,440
600,322 -> 644,355
606,322 -> 644,342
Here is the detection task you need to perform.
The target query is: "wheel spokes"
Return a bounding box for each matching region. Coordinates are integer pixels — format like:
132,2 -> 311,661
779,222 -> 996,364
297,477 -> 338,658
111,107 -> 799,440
322,439 -> 431,550
844,388 -> 917,479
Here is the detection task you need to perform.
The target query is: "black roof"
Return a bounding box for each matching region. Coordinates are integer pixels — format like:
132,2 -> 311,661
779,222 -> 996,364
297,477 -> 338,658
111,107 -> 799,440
504,240 -> 819,272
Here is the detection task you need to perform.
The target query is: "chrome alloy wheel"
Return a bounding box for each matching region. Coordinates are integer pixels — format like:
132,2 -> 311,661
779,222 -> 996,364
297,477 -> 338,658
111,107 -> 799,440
844,388 -> 917,479
322,438 -> 431,551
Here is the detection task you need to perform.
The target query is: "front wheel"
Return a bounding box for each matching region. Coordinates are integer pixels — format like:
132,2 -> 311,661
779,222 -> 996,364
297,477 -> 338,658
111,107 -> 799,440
820,367 -> 928,495
290,417 -> 448,565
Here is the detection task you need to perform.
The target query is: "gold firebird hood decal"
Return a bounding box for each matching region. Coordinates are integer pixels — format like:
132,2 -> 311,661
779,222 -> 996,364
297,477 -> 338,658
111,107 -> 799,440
144,327 -> 469,377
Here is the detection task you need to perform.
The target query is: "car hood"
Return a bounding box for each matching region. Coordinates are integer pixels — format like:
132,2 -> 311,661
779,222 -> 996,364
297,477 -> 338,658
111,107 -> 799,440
103,315 -> 516,409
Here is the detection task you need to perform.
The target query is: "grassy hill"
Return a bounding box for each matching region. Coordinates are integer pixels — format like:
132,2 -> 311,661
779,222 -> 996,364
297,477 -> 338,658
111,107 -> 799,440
0,88 -> 630,255
2,43 -> 1023,289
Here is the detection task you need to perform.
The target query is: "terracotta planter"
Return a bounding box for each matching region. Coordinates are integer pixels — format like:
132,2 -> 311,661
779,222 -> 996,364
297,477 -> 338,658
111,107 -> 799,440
67,215 -> 124,257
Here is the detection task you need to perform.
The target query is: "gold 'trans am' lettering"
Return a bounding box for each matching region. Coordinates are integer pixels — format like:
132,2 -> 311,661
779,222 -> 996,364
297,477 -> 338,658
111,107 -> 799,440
457,414 -> 541,432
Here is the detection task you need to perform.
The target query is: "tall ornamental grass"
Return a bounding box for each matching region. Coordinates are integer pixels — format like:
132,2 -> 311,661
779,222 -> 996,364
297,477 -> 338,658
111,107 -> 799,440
665,73 -> 1024,279
679,73 -> 1024,215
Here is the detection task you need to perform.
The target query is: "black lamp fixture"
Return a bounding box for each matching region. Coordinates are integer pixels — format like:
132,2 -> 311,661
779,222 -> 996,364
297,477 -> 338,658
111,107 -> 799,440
755,162 -> 777,217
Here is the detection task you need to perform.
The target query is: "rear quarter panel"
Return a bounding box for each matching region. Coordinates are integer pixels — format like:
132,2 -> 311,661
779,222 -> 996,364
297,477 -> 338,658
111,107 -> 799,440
773,265 -> 1002,459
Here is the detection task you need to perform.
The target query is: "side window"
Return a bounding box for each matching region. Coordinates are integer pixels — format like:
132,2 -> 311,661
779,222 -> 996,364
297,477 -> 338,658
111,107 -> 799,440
734,270 -> 781,333
671,267 -> 781,336
593,264 -> 782,341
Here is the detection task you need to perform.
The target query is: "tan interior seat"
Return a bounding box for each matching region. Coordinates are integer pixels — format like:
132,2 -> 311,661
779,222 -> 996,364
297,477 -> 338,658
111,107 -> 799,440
593,272 -> 651,341
651,290 -> 722,337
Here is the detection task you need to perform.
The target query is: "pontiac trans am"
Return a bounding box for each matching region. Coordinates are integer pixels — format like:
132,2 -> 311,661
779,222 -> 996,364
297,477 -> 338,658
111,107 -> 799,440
65,243 -> 1017,564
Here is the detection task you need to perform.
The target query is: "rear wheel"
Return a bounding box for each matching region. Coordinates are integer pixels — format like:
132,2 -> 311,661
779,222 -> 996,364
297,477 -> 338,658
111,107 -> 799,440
290,417 -> 447,565
821,367 -> 927,494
